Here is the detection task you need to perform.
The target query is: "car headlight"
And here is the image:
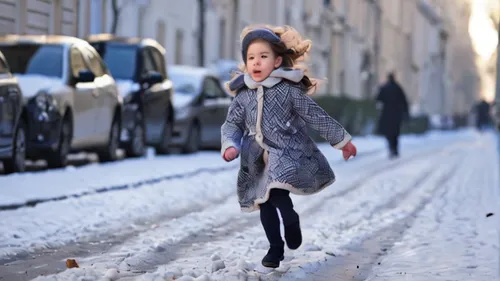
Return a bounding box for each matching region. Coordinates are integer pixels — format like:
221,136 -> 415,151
34,91 -> 57,112
35,93 -> 48,111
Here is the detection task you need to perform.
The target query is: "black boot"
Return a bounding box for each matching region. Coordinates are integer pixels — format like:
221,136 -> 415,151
262,245 -> 285,268
284,220 -> 302,250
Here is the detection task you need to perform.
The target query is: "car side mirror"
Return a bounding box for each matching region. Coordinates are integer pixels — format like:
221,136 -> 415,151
142,71 -> 163,85
77,70 -> 95,83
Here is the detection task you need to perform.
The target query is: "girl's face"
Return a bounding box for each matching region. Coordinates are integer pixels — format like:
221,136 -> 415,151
246,40 -> 283,82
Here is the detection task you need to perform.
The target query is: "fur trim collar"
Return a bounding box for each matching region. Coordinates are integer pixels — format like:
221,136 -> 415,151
244,67 -> 304,89
226,68 -> 304,94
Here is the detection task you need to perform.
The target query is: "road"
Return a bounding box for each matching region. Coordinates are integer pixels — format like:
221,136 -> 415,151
0,130 -> 498,281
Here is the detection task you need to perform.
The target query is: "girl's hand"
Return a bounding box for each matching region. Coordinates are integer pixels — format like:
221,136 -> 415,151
223,147 -> 239,162
342,141 -> 357,161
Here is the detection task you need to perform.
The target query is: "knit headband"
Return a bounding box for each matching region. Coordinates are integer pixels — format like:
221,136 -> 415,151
241,28 -> 281,63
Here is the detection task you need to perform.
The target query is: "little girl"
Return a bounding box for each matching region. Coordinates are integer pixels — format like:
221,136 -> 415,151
221,25 -> 357,268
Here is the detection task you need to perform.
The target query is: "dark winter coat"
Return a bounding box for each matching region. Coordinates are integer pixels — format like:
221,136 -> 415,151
474,100 -> 491,127
376,80 -> 409,137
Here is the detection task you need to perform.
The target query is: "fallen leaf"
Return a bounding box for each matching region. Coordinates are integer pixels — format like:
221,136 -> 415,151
66,259 -> 79,268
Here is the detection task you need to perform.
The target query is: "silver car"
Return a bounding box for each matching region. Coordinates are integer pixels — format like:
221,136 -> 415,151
0,35 -> 123,168
169,65 -> 232,153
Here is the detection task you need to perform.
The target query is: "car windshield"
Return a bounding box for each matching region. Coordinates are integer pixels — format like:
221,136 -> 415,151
214,60 -> 238,82
169,72 -> 200,95
0,44 -> 63,78
92,43 -> 137,80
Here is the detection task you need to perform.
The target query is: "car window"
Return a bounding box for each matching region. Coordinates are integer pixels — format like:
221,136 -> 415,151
203,77 -> 224,98
70,47 -> 89,78
0,44 -> 63,78
141,48 -> 156,76
213,79 -> 227,97
92,43 -> 137,80
81,45 -> 105,77
0,57 -> 8,74
169,70 -> 200,95
150,47 -> 166,78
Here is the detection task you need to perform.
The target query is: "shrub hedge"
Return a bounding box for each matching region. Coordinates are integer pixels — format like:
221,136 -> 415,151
309,95 -> 430,141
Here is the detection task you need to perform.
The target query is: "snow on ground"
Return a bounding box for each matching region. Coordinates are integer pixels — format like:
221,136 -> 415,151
0,131 -> 459,208
0,152 -> 237,207
363,132 -> 500,281
0,135 -> 386,207
1,129 -> 496,281
0,132 -> 462,262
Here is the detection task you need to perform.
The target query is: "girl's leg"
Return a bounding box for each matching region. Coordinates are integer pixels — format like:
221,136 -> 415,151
267,189 -> 298,225
259,201 -> 284,267
259,200 -> 284,247
268,189 -> 302,250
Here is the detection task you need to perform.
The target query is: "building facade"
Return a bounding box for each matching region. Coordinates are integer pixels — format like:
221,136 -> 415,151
0,0 -> 79,36
77,0 -> 199,66
0,0 -> 478,116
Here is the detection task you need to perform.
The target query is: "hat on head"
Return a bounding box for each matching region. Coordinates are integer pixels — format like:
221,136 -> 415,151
241,28 -> 281,63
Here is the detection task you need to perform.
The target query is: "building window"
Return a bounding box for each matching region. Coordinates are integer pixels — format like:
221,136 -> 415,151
175,29 -> 183,64
219,18 -> 226,58
156,20 -> 166,47
324,0 -> 331,7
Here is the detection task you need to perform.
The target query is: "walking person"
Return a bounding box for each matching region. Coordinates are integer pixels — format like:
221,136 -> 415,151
376,72 -> 409,158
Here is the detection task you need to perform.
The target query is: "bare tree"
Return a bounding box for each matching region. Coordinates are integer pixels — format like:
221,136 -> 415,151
231,0 -> 239,59
111,0 -> 134,34
198,0 -> 205,66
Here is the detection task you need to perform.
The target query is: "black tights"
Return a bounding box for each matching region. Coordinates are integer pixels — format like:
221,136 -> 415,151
259,189 -> 299,247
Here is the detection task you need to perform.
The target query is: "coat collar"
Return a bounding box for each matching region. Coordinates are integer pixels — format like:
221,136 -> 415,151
244,68 -> 305,89
228,68 -> 304,92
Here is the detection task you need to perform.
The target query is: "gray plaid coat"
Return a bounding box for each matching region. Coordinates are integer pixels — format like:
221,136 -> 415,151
221,68 -> 351,212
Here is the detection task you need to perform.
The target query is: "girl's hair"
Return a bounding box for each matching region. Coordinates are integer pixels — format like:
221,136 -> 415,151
230,24 -> 321,95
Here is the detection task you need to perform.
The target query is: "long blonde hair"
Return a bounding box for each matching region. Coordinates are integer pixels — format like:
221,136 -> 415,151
228,24 -> 321,96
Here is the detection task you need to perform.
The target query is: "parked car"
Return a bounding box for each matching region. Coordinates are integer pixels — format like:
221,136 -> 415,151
87,34 -> 174,157
210,59 -> 239,94
169,65 -> 232,153
210,59 -> 239,85
0,35 -> 123,168
0,50 -> 25,174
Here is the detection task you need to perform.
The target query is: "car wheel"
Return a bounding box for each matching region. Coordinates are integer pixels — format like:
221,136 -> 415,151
182,122 -> 200,154
3,120 -> 26,174
125,112 -> 146,158
98,115 -> 120,162
156,117 -> 172,155
47,118 -> 71,169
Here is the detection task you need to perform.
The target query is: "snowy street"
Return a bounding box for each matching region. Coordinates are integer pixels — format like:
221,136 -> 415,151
0,130 -> 499,281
